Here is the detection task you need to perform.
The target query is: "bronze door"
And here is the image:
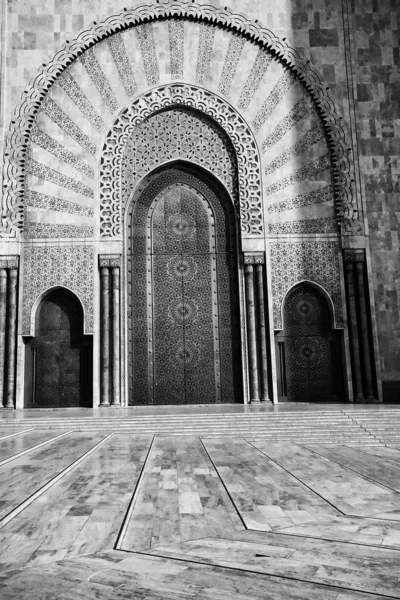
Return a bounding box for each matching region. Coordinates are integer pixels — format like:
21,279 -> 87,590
129,171 -> 241,405
24,290 -> 92,407
276,285 -> 343,402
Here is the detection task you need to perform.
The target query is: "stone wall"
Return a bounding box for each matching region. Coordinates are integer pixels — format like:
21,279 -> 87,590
351,0 -> 400,397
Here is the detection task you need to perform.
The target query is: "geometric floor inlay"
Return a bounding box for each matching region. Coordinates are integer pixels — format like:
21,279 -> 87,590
1,430 -> 400,598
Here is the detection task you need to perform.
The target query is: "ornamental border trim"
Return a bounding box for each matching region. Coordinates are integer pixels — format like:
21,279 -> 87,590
1,0 -> 356,238
100,84 -> 261,238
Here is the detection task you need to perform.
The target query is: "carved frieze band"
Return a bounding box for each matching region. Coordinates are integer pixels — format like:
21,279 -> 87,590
264,124 -> 325,177
100,84 -> 262,238
23,223 -> 94,239
261,96 -> 314,153
41,97 -> 97,155
238,49 -> 273,111
196,24 -> 215,86
2,1 -> 357,239
270,241 -> 343,329
265,154 -> 331,197
168,20 -> 184,80
268,217 -> 337,235
268,185 -> 334,214
57,71 -> 105,133
79,48 -> 119,114
26,158 -> 94,198
253,70 -> 297,132
107,33 -> 138,98
22,245 -> 94,334
31,126 -> 94,179
218,34 -> 245,97
26,190 -> 94,218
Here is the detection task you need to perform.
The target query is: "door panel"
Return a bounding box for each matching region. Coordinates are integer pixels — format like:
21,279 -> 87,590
276,285 -> 343,402
129,170 -> 242,405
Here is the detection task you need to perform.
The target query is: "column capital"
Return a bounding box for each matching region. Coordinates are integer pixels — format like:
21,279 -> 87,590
344,249 -> 365,263
243,252 -> 265,265
99,254 -> 121,268
0,256 -> 19,270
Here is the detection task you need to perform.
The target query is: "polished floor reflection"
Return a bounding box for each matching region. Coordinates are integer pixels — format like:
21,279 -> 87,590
1,428 -> 400,598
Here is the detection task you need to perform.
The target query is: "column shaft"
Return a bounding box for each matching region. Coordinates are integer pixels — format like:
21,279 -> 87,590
355,261 -> 375,399
100,267 -> 110,406
5,269 -> 17,408
345,262 -> 364,400
111,266 -> 121,406
244,264 -> 260,402
255,264 -> 270,401
0,269 -> 7,407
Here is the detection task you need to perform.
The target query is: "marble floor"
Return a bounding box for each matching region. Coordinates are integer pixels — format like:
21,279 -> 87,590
1,429 -> 400,598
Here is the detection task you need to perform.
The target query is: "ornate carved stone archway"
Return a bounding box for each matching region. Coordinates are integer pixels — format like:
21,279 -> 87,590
100,84 -> 262,239
1,1 -> 357,239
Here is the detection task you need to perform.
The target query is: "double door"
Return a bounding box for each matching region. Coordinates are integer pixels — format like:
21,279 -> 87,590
129,173 -> 241,405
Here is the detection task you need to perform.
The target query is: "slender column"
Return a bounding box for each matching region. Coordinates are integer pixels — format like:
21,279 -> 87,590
111,265 -> 121,406
100,265 -> 110,406
255,263 -> 270,402
5,268 -> 17,408
355,259 -> 375,399
0,269 -> 7,407
345,260 -> 364,400
244,262 -> 260,402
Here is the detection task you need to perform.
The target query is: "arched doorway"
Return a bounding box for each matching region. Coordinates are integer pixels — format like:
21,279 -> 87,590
127,168 -> 242,405
275,284 -> 343,402
24,289 -> 92,407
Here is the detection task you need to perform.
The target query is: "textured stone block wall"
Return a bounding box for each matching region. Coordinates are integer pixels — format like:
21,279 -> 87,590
351,0 -> 400,387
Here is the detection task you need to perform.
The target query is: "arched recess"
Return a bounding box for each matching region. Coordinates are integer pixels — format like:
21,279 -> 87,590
126,165 -> 242,405
24,288 -> 92,407
275,283 -> 344,402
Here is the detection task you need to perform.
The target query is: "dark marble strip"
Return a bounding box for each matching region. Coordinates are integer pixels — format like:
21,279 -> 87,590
261,96 -> 314,153
168,20 -> 184,80
79,48 -> 119,114
26,158 -> 94,198
264,124 -> 325,176
41,96 -> 96,155
253,70 -> 297,132
57,71 -> 105,133
237,49 -> 273,111
196,24 -> 215,86
24,223 -> 94,239
107,32 -> 137,97
268,217 -> 338,234
31,127 -> 94,179
26,190 -> 94,217
136,23 -> 159,86
217,34 -> 245,96
268,185 -> 334,214
265,154 -> 332,196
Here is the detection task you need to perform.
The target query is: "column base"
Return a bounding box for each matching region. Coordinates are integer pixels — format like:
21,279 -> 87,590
250,398 -> 262,404
98,403 -> 110,408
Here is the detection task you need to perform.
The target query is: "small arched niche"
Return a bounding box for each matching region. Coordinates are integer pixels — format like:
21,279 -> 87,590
275,283 -> 344,402
24,288 -> 92,407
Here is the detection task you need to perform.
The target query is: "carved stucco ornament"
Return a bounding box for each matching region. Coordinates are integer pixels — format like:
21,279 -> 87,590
100,84 -> 261,238
1,0 -> 360,238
